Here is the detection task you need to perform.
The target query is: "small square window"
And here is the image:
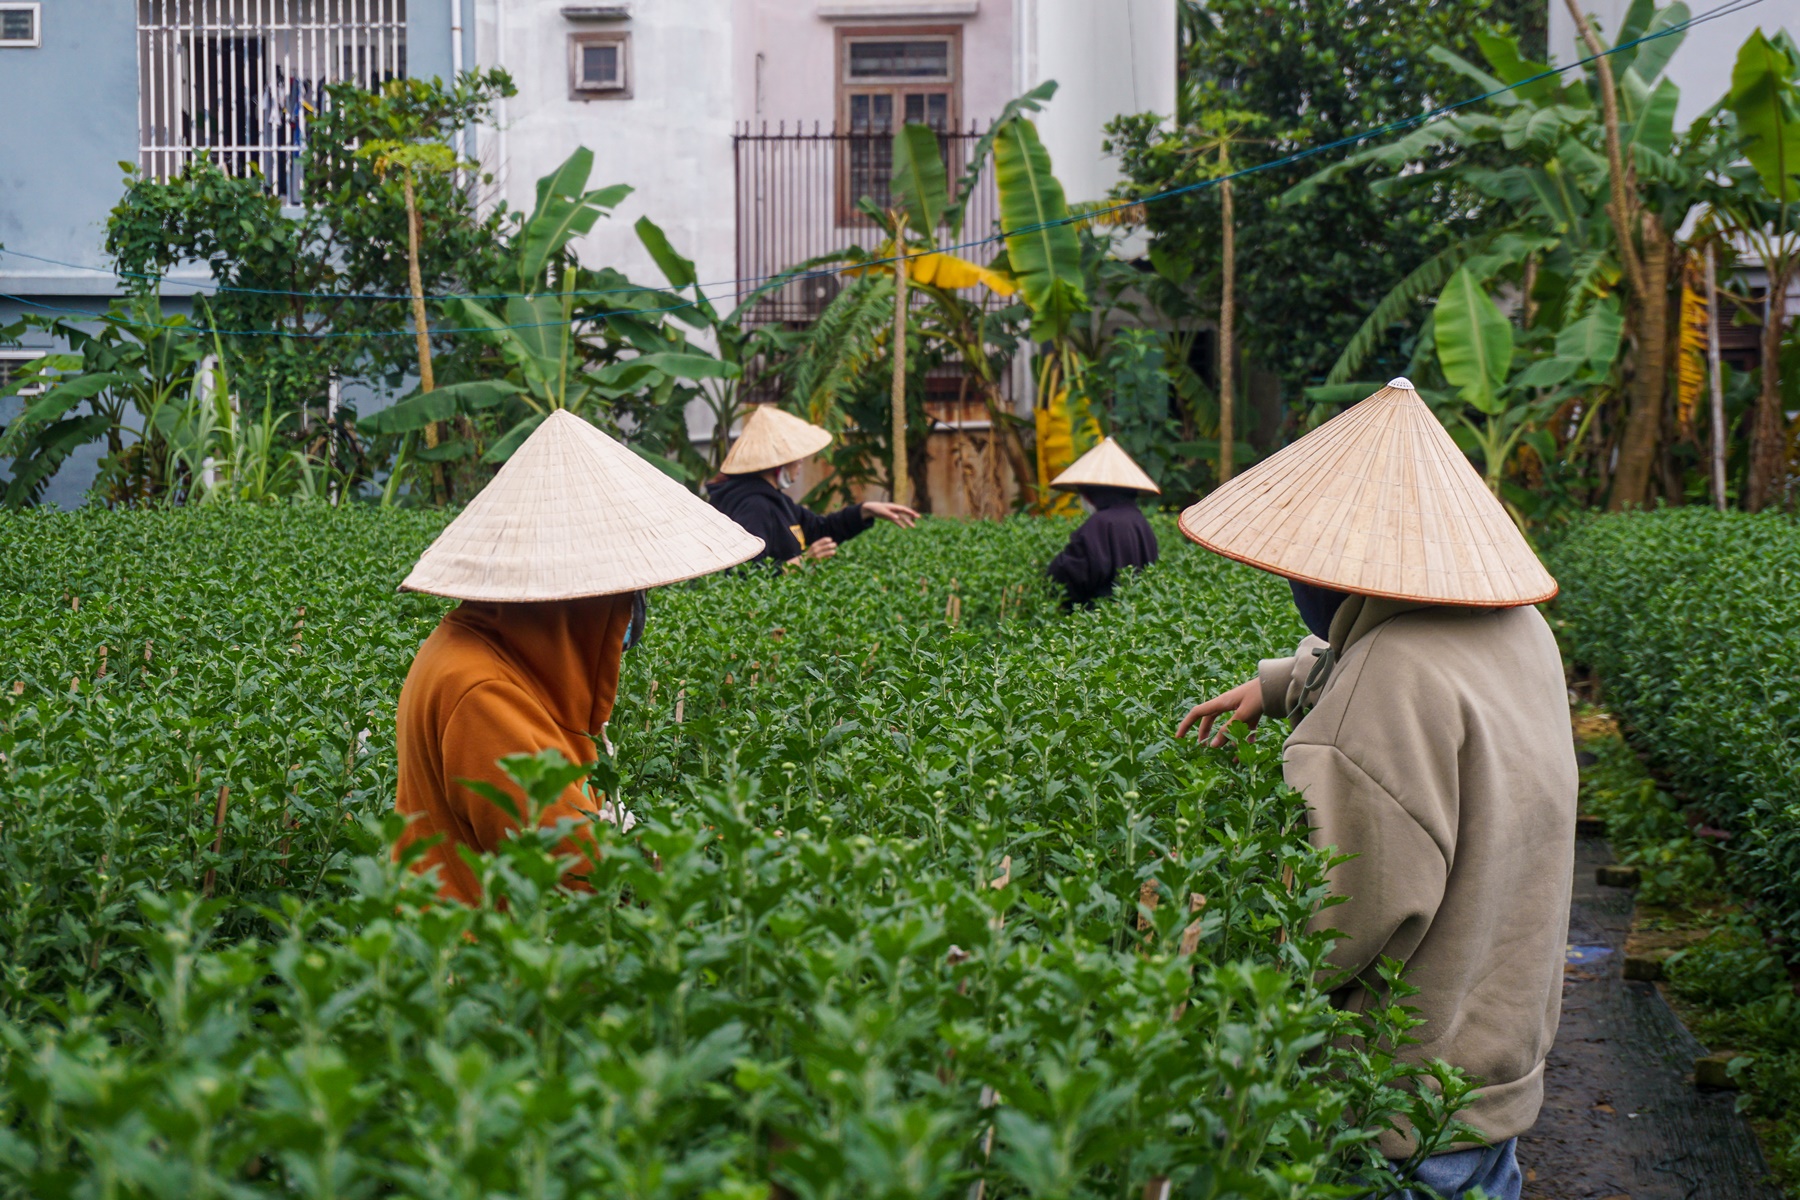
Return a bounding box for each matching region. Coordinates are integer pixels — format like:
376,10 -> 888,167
0,3 -> 40,48
569,32 -> 630,99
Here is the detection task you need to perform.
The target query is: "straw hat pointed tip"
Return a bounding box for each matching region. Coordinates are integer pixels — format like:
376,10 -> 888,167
720,404 -> 833,475
402,409 -> 763,602
1050,436 -> 1160,494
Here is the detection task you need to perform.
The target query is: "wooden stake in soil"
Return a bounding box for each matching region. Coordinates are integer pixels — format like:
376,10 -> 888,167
202,784 -> 230,898
96,645 -> 107,679
889,211 -> 912,507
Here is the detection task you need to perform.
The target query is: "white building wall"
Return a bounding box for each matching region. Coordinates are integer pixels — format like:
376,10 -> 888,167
1017,0 -> 1175,206
1547,0 -> 1799,129
472,0 -> 737,297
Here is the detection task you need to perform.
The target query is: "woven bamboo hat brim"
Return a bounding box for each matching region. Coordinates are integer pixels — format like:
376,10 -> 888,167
719,404 -> 834,475
1050,436 -> 1161,494
1177,379 -> 1557,607
400,410 -> 765,602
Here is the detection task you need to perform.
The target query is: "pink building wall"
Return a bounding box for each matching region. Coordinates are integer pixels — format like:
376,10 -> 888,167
734,0 -> 1019,129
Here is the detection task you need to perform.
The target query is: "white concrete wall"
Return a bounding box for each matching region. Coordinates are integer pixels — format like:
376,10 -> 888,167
1016,0 -> 1176,206
1548,0 -> 1800,129
472,0 -> 736,296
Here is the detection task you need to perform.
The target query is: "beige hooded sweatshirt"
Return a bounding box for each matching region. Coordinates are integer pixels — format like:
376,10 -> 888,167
1258,594 -> 1577,1157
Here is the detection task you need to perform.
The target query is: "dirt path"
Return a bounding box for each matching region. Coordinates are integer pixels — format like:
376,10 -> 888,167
1517,835 -> 1781,1199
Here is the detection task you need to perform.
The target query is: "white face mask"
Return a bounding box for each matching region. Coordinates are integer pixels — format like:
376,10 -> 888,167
776,465 -> 796,491
1079,496 -> 1096,515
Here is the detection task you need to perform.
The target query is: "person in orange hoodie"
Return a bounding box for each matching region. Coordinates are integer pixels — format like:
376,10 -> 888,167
392,411 -> 764,905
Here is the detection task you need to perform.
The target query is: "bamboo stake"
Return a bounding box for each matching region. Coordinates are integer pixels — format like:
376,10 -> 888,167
202,784 -> 230,898
401,170 -> 449,505
96,645 -> 107,679
1218,143 -> 1237,484
889,211 -> 911,507
1706,243 -> 1728,511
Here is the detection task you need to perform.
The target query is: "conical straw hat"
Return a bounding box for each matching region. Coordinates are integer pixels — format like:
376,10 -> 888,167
401,410 -> 765,602
1177,379 -> 1556,607
1050,436 -> 1161,494
719,404 -> 834,475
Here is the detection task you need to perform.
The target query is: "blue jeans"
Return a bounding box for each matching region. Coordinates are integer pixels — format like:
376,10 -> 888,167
1386,1138 -> 1522,1200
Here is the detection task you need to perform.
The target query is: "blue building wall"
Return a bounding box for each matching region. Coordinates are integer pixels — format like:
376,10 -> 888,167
0,0 -> 470,506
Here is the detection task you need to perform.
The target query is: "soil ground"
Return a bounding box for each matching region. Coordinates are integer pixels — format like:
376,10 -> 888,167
1516,836 -> 1782,1199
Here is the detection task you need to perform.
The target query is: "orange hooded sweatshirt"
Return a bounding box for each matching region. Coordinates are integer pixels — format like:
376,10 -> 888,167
393,594 -> 633,905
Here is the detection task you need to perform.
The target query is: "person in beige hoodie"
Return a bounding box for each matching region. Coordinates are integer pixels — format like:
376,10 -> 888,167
1173,380 -> 1577,1200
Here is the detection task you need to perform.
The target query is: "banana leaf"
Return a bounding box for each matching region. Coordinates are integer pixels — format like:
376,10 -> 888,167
892,122 -> 950,234
1434,268 -> 1514,414
359,381 -> 523,435
994,118 -> 1086,340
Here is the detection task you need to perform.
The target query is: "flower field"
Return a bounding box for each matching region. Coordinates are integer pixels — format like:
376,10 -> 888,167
0,509 -> 1464,1197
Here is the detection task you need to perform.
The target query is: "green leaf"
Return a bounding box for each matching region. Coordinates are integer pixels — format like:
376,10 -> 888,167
1555,294 -> 1624,374
1434,267 -> 1513,413
481,413 -> 549,464
1625,77 -> 1680,157
359,381 -> 523,435
1427,46 -> 1518,107
892,122 -> 950,234
631,352 -> 741,381
1625,2 -> 1689,85
634,216 -> 699,291
628,442 -> 693,482
1473,30 -> 1557,102
945,80 -> 1058,237
517,148 -> 630,293
1728,30 -> 1800,206
1607,0 -> 1657,76
993,118 -> 1086,339
413,437 -> 473,463
3,413 -> 111,507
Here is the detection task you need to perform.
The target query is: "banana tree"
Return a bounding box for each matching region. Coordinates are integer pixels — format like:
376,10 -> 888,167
993,113 -> 1095,514
841,120 -> 1025,513
1714,28 -> 1800,511
361,147 -> 731,491
1286,1 -> 1718,510
1330,267 -> 1623,521
0,295 -> 203,506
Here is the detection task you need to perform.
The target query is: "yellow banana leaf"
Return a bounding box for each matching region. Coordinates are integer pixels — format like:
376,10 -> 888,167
1034,385 -> 1099,516
844,244 -> 1017,295
906,252 -> 1018,295
1676,257 -> 1707,433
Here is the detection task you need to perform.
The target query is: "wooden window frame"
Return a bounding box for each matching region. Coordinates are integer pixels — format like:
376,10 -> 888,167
835,24 -> 961,226
568,30 -> 631,100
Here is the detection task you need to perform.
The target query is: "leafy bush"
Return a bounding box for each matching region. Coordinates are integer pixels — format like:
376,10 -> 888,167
1550,508 -> 1800,938
0,508 -> 1470,1195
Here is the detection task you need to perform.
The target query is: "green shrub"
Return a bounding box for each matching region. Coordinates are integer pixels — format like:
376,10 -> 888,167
0,507 -> 1466,1197
1550,508 -> 1800,938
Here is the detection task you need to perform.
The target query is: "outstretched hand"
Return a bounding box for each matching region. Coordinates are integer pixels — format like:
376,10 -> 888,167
862,501 -> 921,529
1176,676 -> 1264,748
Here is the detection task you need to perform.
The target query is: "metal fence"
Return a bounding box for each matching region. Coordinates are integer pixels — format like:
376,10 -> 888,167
732,121 -> 1003,325
137,0 -> 408,204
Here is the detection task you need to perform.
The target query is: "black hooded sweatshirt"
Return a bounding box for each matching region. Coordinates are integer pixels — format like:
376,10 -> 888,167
708,473 -> 873,565
1046,487 -> 1159,606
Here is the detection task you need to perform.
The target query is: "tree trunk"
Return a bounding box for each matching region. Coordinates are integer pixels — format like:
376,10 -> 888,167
1218,169 -> 1236,484
889,216 -> 912,506
1609,214 -> 1669,511
1746,267 -> 1791,511
403,172 -> 448,505
1706,244 -> 1729,511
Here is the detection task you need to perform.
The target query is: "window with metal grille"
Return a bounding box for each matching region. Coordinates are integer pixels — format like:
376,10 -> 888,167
837,27 -> 958,224
137,0 -> 408,204
0,3 -> 40,47
569,31 -> 629,98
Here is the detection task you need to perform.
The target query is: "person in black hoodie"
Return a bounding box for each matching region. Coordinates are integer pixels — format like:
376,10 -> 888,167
1045,437 -> 1161,607
708,404 -> 918,566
